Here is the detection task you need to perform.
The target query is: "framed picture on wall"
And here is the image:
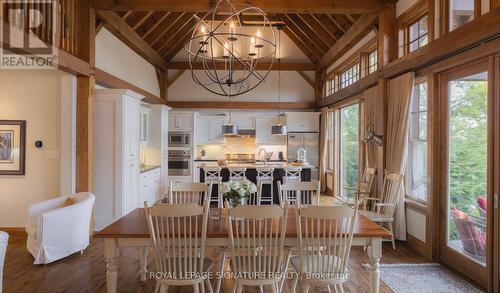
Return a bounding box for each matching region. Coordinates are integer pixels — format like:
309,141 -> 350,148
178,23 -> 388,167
0,120 -> 26,175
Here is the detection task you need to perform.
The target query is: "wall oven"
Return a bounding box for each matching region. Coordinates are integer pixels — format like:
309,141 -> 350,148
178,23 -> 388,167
168,132 -> 191,147
168,150 -> 191,176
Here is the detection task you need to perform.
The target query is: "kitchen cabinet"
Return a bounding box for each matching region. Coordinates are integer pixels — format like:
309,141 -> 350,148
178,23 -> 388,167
195,115 -> 226,145
231,113 -> 255,129
169,112 -> 194,131
150,105 -> 171,195
140,168 -> 161,206
139,109 -> 149,146
284,112 -> 321,132
94,89 -> 143,230
255,117 -> 286,145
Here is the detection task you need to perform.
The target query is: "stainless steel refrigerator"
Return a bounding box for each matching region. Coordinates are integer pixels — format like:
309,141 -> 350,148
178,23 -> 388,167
287,132 -> 320,180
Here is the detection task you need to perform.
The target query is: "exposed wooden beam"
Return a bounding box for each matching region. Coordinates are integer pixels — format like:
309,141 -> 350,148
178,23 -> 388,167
151,12 -> 193,50
314,70 -> 327,102
297,71 -> 314,88
166,62 -> 316,71
285,14 -> 330,53
96,18 -> 105,34
57,49 -> 93,76
131,11 -> 153,30
155,68 -> 168,101
167,101 -> 316,109
280,14 -> 326,56
76,0 -> 96,194
96,10 -> 168,69
168,70 -> 185,86
311,14 -> 344,40
309,14 -> 339,42
95,68 -> 166,104
145,12 -> 185,46
377,3 -> 396,67
318,71 -> 380,107
136,11 -> 169,38
90,0 -> 388,14
317,13 -> 378,70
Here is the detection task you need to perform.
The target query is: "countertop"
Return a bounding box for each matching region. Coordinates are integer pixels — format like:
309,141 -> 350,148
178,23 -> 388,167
140,165 -> 161,173
196,162 -> 315,169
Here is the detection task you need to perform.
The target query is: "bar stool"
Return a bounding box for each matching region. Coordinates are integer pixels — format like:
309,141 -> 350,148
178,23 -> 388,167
256,167 -> 274,205
284,166 -> 302,183
204,167 -> 223,208
228,167 -> 247,182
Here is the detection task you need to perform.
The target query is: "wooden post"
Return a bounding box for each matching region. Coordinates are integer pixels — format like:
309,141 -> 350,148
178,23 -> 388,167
156,68 -> 168,102
75,0 -> 96,193
314,70 -> 326,104
377,3 -> 396,68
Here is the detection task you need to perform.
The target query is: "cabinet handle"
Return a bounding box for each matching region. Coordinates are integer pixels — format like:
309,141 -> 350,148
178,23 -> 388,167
143,185 -> 147,187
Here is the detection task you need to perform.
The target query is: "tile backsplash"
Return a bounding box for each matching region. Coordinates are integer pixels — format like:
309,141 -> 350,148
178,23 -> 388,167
194,137 -> 286,160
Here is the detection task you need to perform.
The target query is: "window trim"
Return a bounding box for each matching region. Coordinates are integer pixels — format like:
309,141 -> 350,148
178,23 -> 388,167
397,0 -> 434,57
405,77 -> 429,204
441,0 -> 481,34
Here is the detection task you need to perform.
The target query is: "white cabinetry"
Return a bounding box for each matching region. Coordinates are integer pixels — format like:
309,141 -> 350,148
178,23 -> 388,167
255,117 -> 286,145
149,105 -> 171,195
284,112 -> 321,132
140,168 -> 161,205
195,115 -> 226,145
94,89 -> 143,231
231,113 -> 255,129
169,112 -> 194,131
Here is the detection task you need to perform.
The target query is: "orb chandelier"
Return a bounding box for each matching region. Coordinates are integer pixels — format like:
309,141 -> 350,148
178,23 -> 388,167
184,0 -> 277,98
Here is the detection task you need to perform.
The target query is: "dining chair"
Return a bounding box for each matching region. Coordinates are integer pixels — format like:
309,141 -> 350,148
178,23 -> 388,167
359,172 -> 403,249
225,204 -> 291,293
0,231 -> 8,293
229,167 -> 247,182
291,204 -> 358,293
283,167 -> 302,183
168,181 -> 212,205
144,200 -> 213,293
278,181 -> 321,207
342,167 -> 376,209
256,167 -> 275,205
204,167 -> 223,208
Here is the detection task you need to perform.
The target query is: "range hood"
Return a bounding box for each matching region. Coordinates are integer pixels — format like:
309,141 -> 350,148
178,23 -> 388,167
227,129 -> 255,137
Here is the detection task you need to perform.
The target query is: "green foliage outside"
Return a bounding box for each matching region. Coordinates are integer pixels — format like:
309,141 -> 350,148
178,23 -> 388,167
448,79 -> 488,241
340,104 -> 360,201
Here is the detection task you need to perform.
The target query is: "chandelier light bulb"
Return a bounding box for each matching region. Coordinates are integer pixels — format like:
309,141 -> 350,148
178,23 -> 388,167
248,37 -> 257,57
255,30 -> 263,48
228,21 -> 237,41
200,25 -> 206,34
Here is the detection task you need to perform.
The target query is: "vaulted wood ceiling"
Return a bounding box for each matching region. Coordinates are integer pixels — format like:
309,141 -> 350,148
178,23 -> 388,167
101,10 -> 365,65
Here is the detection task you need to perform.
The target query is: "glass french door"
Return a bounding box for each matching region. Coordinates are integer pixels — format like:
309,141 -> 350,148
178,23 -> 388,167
338,103 -> 359,201
438,60 -> 492,288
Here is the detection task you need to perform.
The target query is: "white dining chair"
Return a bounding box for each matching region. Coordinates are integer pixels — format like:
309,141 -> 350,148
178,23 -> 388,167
256,167 -> 274,205
144,200 -> 213,293
359,172 -> 403,249
229,167 -> 247,182
291,204 -> 359,293
168,181 -> 212,205
225,204 -> 291,293
204,167 -> 223,208
278,181 -> 321,207
341,166 -> 376,208
0,231 -> 8,293
283,167 -> 302,183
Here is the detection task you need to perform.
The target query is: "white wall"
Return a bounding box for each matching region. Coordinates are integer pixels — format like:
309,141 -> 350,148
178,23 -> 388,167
96,28 -> 161,96
406,207 -> 427,242
169,70 -> 314,102
0,70 -> 75,227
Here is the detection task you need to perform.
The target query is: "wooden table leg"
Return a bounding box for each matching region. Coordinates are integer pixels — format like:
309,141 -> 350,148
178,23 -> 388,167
104,238 -> 118,293
140,247 -> 148,281
367,237 -> 382,293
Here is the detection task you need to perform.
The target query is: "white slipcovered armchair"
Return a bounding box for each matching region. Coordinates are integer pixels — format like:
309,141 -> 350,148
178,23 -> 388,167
26,192 -> 95,264
0,232 -> 8,292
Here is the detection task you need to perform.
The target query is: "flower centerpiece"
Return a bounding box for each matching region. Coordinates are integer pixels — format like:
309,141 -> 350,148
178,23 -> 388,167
221,179 -> 257,207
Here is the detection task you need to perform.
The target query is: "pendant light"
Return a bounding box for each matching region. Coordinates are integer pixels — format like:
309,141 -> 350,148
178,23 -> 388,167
272,26 -> 287,135
222,88 -> 239,135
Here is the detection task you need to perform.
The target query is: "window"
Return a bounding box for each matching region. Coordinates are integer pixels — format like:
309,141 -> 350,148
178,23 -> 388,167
339,103 -> 359,201
449,0 -> 475,31
368,50 -> 377,74
408,16 -> 428,53
326,76 -> 338,96
327,111 -> 335,170
406,81 -> 428,202
340,63 -> 360,89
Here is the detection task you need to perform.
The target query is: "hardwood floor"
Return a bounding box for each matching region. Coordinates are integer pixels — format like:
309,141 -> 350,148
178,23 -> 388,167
3,232 -> 429,293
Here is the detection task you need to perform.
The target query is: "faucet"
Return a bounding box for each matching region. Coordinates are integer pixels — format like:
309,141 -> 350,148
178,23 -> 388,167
258,148 -> 268,166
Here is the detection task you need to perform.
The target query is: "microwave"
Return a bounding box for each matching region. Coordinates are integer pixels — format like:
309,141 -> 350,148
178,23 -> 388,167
168,132 -> 191,147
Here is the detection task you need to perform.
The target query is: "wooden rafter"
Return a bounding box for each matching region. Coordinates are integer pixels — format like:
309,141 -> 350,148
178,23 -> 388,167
309,14 -> 338,42
90,0 -> 389,14
298,14 -> 336,47
160,14 -> 198,60
317,13 -> 378,69
327,14 -> 347,33
281,26 -> 320,63
151,12 -> 192,50
97,10 -> 168,69
297,71 -> 314,88
285,14 -> 330,52
277,14 -> 324,58
132,11 -> 153,30
313,14 -> 345,39
135,11 -> 169,38
144,12 -> 184,46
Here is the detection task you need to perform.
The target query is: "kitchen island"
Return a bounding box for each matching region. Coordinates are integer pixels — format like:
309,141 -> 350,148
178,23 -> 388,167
196,162 -> 315,204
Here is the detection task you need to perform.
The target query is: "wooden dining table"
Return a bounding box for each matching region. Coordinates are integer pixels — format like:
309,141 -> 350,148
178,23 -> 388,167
95,207 -> 391,293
